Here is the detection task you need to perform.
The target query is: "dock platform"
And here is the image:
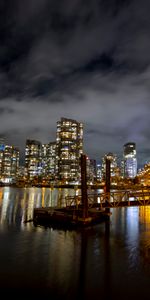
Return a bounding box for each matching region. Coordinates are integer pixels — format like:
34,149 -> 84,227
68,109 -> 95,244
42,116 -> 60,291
33,206 -> 110,228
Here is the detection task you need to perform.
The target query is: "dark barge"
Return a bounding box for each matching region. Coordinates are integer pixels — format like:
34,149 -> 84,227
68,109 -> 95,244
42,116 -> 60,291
33,206 -> 110,228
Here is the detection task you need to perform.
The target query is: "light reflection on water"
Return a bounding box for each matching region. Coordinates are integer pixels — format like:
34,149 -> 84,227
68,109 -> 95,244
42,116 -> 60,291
0,186 -> 77,226
0,187 -> 150,299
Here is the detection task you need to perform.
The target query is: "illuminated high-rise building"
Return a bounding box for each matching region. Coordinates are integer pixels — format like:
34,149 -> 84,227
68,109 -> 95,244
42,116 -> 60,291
86,157 -> 97,184
48,142 -> 57,179
123,142 -> 137,178
56,117 -> 83,182
96,163 -> 102,181
25,139 -> 42,179
120,159 -> 125,178
41,142 -> 57,179
0,144 -> 19,183
41,143 -> 50,176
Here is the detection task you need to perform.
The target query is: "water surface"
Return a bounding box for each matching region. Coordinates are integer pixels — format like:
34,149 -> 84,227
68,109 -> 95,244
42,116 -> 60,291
0,187 -> 150,299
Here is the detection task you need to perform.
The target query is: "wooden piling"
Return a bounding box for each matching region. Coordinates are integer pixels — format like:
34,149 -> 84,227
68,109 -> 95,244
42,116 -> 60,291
105,158 -> 111,213
80,154 -> 88,219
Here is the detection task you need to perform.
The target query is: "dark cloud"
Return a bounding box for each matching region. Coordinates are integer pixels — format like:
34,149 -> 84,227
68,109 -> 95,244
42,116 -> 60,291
0,0 -> 150,167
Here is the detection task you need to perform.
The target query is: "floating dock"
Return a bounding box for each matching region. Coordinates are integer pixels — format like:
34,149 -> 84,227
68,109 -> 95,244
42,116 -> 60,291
33,206 -> 110,228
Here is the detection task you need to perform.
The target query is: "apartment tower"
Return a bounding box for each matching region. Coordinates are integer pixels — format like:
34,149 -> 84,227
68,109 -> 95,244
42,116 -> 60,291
56,117 -> 83,183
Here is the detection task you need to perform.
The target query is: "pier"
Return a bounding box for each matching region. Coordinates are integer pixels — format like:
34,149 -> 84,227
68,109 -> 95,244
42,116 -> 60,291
33,154 -> 150,228
33,154 -> 110,228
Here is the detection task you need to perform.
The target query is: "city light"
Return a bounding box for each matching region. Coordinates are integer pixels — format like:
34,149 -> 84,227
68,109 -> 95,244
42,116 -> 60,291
0,119 -> 149,188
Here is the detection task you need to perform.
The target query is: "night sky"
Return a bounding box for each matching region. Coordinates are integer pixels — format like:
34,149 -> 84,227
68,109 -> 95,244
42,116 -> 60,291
0,0 -> 150,168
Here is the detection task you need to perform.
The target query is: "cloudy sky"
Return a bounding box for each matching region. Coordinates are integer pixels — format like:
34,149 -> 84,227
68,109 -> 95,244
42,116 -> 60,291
0,0 -> 150,167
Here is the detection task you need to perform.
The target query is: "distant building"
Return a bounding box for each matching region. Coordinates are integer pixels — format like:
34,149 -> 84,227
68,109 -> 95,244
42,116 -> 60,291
56,117 -> 83,182
120,159 -> 125,177
48,142 -> 57,179
25,139 -> 42,179
123,142 -> 137,178
41,142 -> 57,179
41,143 -> 50,176
96,163 -> 102,181
18,165 -> 25,177
86,157 -> 97,184
0,142 -> 20,183
137,163 -> 150,186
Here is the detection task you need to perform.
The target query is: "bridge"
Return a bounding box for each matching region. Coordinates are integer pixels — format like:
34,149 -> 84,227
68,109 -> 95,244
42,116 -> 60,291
65,189 -> 150,209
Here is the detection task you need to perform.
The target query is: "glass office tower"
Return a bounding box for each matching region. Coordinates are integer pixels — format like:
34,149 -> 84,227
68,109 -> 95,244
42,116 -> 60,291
123,142 -> 137,178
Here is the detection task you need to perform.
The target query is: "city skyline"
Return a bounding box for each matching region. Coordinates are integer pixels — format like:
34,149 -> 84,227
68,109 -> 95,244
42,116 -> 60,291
0,1 -> 150,168
0,118 -> 142,171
